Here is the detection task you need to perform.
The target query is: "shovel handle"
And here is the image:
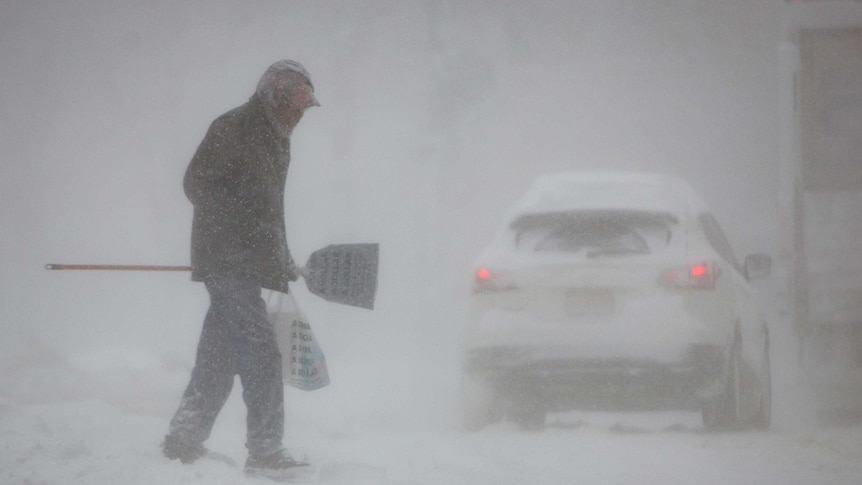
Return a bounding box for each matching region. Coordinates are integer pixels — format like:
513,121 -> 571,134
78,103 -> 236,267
45,264 -> 192,271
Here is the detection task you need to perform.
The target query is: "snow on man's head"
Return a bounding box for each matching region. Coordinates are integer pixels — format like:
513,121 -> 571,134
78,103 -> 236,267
256,59 -> 320,108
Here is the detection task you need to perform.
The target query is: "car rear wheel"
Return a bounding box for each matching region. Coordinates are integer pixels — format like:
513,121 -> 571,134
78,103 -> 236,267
460,372 -> 501,431
702,332 -> 742,430
752,331 -> 772,429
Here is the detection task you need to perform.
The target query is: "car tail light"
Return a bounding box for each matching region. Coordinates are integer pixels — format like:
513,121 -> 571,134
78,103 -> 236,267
473,267 -> 515,293
661,262 -> 721,290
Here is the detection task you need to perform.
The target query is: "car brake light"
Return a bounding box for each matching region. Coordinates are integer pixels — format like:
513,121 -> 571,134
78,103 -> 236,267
476,268 -> 490,280
473,267 -> 515,293
661,262 -> 720,290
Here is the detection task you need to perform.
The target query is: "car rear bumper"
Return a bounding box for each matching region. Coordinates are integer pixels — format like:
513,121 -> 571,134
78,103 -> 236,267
463,344 -> 724,411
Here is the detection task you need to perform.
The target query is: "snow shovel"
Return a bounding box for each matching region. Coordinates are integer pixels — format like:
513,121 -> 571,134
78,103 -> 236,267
300,243 -> 379,310
45,242 -> 380,310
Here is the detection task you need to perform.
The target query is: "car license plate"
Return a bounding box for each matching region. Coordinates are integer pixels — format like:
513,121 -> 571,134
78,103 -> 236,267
565,288 -> 614,319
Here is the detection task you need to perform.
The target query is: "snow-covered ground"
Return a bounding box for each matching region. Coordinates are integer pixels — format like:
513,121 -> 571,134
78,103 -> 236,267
3,311 -> 862,485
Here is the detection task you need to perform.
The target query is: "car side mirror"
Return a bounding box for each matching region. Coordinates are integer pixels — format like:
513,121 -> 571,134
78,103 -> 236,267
744,253 -> 771,280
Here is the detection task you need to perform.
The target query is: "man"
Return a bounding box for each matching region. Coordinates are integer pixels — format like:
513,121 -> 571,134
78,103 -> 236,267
162,60 -> 320,478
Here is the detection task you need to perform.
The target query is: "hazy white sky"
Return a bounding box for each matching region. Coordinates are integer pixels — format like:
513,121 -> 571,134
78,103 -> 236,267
0,1 -> 784,363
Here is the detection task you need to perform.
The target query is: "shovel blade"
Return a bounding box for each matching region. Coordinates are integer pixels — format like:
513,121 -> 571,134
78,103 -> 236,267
302,243 -> 379,310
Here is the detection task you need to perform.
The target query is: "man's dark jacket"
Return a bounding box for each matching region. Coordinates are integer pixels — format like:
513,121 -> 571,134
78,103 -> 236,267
184,94 -> 293,293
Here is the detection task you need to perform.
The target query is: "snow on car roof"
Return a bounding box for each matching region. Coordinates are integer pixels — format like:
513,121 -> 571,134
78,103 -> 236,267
503,171 -> 709,221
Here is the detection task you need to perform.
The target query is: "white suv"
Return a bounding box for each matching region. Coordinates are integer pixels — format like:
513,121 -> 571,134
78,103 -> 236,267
461,172 -> 772,430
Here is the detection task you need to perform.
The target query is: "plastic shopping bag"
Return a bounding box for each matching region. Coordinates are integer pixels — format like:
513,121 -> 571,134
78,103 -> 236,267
271,292 -> 330,391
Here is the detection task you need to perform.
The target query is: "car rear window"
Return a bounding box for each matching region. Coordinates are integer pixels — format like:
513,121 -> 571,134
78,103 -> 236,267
510,210 -> 677,257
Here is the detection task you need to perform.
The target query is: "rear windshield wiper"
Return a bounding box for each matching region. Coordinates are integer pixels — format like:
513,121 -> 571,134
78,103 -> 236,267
585,247 -> 649,258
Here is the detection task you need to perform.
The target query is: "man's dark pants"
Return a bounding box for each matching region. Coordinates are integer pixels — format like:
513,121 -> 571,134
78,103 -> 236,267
168,274 -> 284,457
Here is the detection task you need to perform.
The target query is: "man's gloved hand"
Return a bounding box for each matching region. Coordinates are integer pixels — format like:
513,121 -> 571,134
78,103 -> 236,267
286,252 -> 300,282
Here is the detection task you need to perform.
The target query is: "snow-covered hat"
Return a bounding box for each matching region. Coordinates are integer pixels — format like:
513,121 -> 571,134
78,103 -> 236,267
257,59 -> 320,107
